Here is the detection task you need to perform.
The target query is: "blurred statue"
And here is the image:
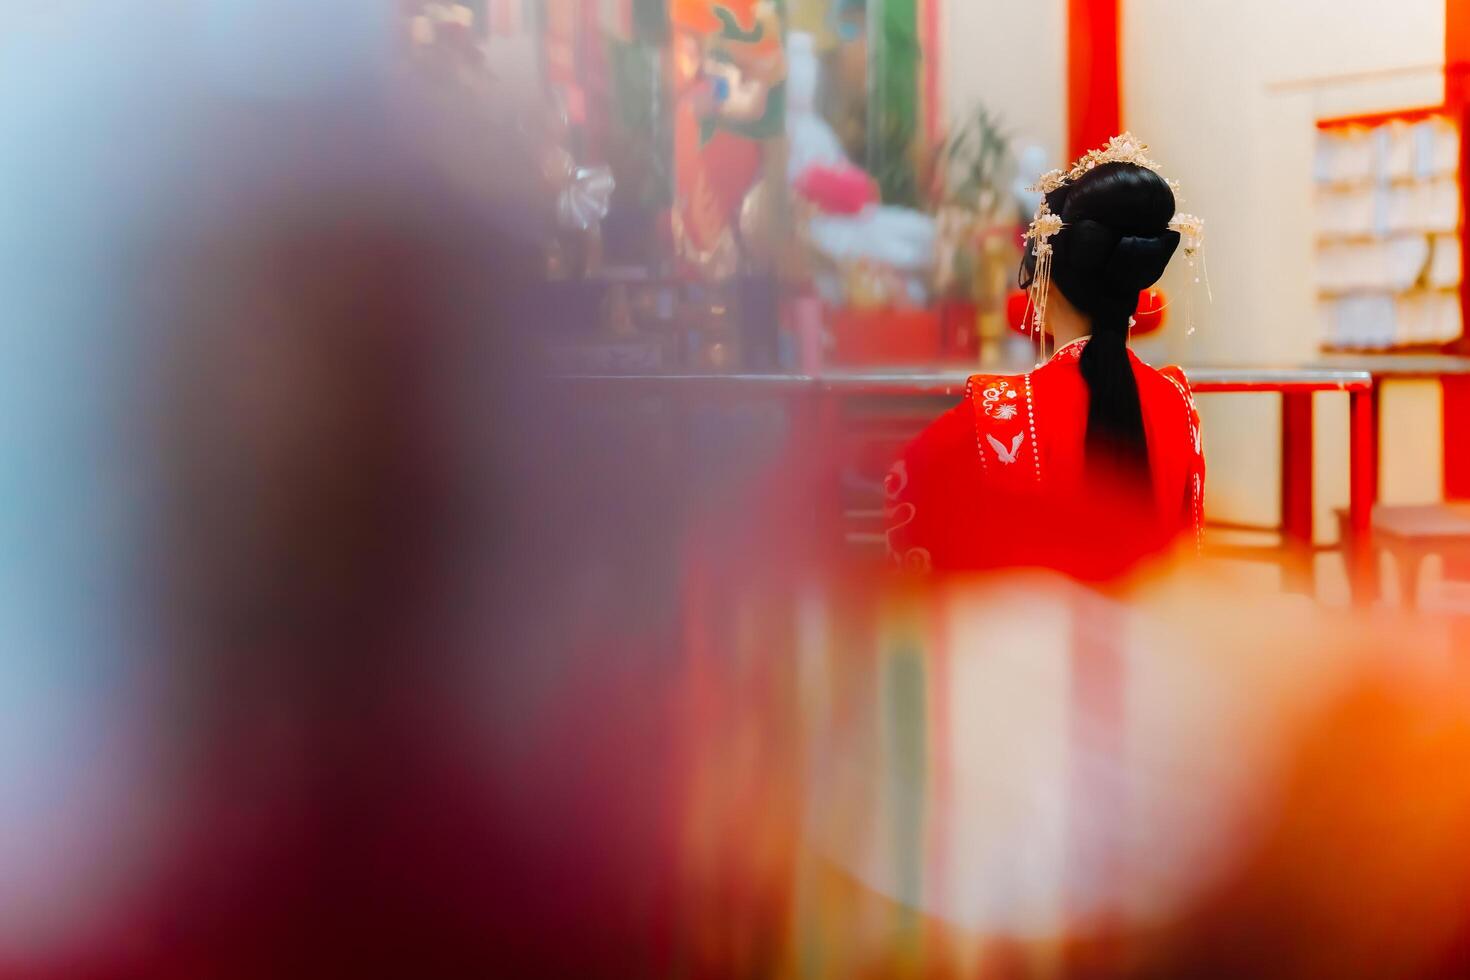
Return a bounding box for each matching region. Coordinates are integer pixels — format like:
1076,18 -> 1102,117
671,0 -> 789,279
784,31 -> 935,303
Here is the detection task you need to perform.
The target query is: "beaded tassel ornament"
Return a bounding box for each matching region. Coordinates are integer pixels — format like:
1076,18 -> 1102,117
1168,212 -> 1208,335
1024,210 -> 1063,364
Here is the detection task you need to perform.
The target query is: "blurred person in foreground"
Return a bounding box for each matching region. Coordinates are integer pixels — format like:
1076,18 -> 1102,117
8,8 -> 1470,980
0,4 -> 764,977
887,136 -> 1204,581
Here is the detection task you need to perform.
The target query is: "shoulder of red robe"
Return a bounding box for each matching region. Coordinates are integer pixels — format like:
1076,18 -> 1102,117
1157,363 -> 1191,395
1156,365 -> 1201,433
1154,364 -> 1206,550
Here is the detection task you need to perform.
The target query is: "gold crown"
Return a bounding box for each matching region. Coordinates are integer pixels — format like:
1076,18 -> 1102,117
1026,132 -> 1195,251
1030,132 -> 1164,196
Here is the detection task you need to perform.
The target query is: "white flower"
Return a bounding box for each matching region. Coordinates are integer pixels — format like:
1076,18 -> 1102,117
994,404 -> 1019,421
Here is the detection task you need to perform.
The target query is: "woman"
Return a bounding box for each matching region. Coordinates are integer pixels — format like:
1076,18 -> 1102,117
886,135 -> 1204,580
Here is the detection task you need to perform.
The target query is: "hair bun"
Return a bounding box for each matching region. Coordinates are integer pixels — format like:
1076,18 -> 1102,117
1105,230 -> 1181,293
1057,219 -> 1120,273
1053,222 -> 1179,300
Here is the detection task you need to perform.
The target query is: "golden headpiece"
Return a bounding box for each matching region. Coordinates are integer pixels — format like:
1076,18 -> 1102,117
1023,133 -> 1205,347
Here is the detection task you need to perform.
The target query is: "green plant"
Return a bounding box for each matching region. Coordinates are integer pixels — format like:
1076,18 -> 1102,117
866,0 -> 921,207
927,105 -> 1016,303
935,106 -> 1012,213
872,114 -> 922,208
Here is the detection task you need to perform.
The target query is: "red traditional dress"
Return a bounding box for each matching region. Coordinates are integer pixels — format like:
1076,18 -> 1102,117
885,337 -> 1204,580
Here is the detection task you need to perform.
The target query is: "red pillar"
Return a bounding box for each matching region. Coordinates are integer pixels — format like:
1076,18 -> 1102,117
1445,378 -> 1470,498
1067,0 -> 1121,159
1448,0 -> 1470,106
1445,2 -> 1470,496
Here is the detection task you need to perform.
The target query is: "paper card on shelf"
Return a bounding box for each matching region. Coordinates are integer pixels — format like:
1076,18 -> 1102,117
1328,294 -> 1397,349
1430,233 -> 1462,289
1317,186 -> 1378,236
1385,234 -> 1432,291
1434,291 -> 1463,343
1394,291 -> 1427,345
1381,184 -> 1417,234
1317,131 -> 1376,184
1426,178 -> 1460,233
1412,120 -> 1439,180
1378,124 -> 1414,182
1431,118 -> 1460,177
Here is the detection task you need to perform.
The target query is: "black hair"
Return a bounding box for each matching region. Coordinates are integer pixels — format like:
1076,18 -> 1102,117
1021,162 -> 1179,482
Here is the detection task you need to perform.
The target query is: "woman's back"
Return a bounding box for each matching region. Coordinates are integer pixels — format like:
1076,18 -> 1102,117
885,135 -> 1207,580
885,339 -> 1203,580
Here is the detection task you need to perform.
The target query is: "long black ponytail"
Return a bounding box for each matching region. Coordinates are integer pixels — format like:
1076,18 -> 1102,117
1024,163 -> 1179,481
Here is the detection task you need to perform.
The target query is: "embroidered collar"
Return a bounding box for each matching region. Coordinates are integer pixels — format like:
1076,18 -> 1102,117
1047,335 -> 1152,368
1050,336 -> 1091,362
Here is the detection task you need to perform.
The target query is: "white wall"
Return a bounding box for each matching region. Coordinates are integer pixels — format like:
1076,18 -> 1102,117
944,0 -> 1067,169
1123,0 -> 1446,536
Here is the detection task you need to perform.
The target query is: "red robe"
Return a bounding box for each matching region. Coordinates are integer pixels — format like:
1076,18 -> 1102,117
885,338 -> 1204,581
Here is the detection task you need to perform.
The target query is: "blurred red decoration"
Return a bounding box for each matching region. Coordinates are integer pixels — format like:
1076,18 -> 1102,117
1005,288 -> 1031,335
1133,287 -> 1168,336
1005,287 -> 1168,336
827,307 -> 943,365
792,164 -> 879,215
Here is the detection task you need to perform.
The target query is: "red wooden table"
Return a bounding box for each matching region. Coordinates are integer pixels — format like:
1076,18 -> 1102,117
1313,354 -> 1470,501
568,367 -> 1377,555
